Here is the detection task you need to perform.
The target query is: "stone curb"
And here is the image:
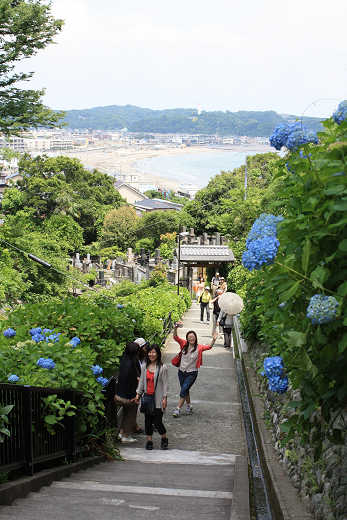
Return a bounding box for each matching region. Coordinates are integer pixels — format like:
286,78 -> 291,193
244,358 -> 312,520
0,455 -> 106,506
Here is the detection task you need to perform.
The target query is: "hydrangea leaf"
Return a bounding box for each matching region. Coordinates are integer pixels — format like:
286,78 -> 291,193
279,280 -> 302,302
301,239 -> 311,275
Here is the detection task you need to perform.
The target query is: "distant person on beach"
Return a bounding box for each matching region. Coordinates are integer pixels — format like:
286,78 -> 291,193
171,322 -> 218,417
198,286 -> 211,322
135,344 -> 169,450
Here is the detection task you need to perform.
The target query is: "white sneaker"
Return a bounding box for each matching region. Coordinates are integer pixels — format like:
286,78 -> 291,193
172,408 -> 180,417
186,405 -> 193,415
120,436 -> 137,443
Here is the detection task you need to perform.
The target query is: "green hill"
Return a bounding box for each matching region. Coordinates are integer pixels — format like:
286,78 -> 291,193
63,104 -> 323,137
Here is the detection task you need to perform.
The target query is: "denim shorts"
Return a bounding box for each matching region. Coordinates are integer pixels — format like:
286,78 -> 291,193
178,370 -> 198,397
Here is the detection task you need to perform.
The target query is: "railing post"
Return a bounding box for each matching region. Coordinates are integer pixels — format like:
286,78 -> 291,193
23,387 -> 34,475
65,390 -> 77,462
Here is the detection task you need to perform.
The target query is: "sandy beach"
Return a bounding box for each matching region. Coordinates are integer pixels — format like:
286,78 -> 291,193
62,142 -> 273,190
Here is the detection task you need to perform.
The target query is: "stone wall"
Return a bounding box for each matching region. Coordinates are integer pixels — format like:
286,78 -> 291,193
247,345 -> 347,520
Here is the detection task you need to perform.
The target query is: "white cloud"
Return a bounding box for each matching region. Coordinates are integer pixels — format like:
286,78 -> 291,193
17,0 -> 347,115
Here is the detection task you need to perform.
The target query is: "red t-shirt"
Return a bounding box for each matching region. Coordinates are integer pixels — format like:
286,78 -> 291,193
146,369 -> 155,394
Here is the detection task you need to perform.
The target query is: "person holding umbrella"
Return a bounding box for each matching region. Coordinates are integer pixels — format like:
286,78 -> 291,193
217,292 -> 244,349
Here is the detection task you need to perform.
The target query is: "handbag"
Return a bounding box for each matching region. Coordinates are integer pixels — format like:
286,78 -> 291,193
140,393 -> 156,415
219,314 -> 226,327
171,349 -> 183,367
140,368 -> 159,415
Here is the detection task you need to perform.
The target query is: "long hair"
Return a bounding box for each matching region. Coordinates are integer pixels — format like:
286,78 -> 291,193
145,343 -> 162,367
183,330 -> 198,354
120,341 -> 140,375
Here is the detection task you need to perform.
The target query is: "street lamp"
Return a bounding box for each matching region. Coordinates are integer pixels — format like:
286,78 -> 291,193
177,231 -> 189,295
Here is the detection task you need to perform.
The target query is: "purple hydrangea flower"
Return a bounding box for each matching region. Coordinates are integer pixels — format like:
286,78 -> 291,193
306,295 -> 339,324
3,328 -> 16,338
37,358 -> 56,370
117,304 -> 124,309
8,374 -> 19,383
91,365 -> 103,376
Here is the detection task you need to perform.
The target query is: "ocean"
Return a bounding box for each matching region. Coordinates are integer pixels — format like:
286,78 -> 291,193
135,149 -> 264,188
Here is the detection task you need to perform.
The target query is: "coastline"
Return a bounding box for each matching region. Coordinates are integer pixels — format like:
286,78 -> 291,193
62,143 -> 273,190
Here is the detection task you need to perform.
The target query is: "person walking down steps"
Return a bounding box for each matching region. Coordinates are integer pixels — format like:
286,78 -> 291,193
198,286 -> 211,322
171,321 -> 218,417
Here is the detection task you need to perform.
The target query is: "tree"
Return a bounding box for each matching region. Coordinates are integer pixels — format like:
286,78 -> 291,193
136,210 -> 181,247
100,206 -> 139,251
1,155 -> 124,243
0,0 -> 64,135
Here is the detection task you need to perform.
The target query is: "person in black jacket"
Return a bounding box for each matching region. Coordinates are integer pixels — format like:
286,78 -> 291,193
114,342 -> 140,443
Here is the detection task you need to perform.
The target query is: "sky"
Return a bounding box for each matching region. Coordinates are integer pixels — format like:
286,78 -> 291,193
19,0 -> 347,117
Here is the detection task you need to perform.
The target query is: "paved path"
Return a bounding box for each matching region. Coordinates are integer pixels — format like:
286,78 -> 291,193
0,303 -> 249,520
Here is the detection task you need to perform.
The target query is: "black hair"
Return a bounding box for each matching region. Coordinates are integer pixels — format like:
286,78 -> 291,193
138,343 -> 149,362
183,330 -> 198,354
124,342 -> 139,359
145,344 -> 162,366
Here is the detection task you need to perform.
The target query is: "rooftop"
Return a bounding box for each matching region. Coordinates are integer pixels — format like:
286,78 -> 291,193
179,244 -> 235,263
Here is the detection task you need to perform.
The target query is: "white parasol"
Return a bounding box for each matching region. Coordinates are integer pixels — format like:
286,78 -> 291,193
218,292 -> 244,315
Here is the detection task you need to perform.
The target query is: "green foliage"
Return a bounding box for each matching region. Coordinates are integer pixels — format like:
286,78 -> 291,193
182,154 -> 278,236
0,404 -> 14,443
137,210 -> 181,247
135,237 -> 155,254
100,206 -> 139,251
241,118 -> 347,445
0,0 -> 64,135
2,155 -> 123,244
63,104 -> 323,136
159,232 -> 177,260
42,394 -> 76,435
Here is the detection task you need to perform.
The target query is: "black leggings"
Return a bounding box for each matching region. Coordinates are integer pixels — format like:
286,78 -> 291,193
145,408 -> 166,436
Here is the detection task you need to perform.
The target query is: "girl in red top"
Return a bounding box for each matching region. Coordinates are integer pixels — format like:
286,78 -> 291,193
172,322 -> 218,417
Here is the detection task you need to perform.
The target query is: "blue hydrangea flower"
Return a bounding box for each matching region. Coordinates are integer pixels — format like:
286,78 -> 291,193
268,375 -> 288,394
285,162 -> 295,173
264,356 -> 284,377
30,327 -> 42,336
96,376 -> 109,387
117,304 -> 124,309
242,235 -> 280,271
332,100 -> 347,125
32,333 -> 45,343
91,365 -> 103,376
8,374 -> 19,383
286,129 -> 319,151
246,214 -> 283,246
37,357 -> 56,369
46,333 -> 61,343
3,328 -> 16,337
69,336 -> 81,347
306,295 -> 339,324
269,122 -> 300,150
43,328 -> 54,334
278,302 -> 286,308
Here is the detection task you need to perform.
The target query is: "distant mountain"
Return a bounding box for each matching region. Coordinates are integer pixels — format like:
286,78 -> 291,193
63,104 -> 324,137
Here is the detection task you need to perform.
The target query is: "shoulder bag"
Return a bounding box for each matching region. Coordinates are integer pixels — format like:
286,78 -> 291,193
140,368 -> 159,415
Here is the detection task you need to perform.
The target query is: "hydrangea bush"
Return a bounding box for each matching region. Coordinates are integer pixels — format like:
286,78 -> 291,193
241,105 -> 346,444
